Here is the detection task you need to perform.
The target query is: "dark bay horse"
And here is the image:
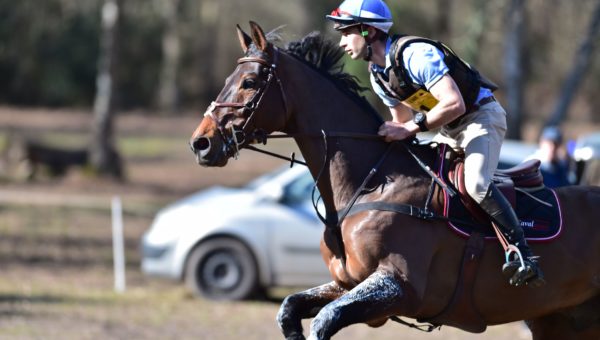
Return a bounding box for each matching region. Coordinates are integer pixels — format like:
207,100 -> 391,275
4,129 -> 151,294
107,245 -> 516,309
189,22 -> 600,340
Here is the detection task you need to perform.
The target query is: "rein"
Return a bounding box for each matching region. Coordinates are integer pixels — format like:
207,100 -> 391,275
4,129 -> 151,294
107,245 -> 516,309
244,131 -> 385,167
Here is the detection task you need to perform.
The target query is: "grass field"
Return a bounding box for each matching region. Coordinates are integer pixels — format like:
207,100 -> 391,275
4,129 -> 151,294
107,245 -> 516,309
0,107 -> 532,339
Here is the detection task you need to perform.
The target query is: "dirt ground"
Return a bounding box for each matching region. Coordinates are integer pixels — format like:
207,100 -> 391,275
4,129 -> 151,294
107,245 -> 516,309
0,106 -> 532,339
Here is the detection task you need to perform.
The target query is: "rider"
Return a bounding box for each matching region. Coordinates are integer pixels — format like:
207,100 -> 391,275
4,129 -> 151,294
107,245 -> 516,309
326,0 -> 544,287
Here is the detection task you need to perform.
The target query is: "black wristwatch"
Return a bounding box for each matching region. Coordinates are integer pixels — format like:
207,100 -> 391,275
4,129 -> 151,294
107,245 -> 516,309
413,112 -> 429,132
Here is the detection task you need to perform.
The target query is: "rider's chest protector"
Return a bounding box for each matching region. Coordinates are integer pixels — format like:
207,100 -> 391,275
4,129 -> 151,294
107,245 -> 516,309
371,36 -> 497,113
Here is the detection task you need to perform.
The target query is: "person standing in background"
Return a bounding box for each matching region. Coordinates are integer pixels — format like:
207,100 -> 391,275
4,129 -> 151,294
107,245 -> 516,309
526,126 -> 573,188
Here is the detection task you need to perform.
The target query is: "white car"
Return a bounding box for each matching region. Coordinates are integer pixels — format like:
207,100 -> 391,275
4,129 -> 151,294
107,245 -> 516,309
572,131 -> 600,185
141,164 -> 331,300
141,139 -> 537,300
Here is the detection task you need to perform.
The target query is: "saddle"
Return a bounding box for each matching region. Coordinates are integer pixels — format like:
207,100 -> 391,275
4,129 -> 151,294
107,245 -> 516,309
438,144 -> 562,242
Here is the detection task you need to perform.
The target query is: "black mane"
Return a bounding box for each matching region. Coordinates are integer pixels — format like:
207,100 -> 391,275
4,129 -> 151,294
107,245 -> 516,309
278,31 -> 382,122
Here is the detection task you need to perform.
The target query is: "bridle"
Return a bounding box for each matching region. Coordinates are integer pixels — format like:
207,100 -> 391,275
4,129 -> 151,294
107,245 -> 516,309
203,47 -> 288,159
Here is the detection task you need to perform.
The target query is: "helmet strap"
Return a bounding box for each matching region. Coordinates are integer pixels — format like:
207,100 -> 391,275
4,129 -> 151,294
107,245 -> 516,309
360,24 -> 372,61
364,44 -> 372,61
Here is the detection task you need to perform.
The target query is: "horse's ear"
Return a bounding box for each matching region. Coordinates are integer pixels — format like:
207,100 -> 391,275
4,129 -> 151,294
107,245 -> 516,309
249,21 -> 268,52
236,24 -> 252,53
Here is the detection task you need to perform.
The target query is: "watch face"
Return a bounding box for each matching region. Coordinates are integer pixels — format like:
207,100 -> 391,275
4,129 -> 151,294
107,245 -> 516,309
414,112 -> 428,131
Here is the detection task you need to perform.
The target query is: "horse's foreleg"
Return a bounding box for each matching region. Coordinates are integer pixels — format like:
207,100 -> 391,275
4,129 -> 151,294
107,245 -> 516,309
276,281 -> 347,340
308,270 -> 403,340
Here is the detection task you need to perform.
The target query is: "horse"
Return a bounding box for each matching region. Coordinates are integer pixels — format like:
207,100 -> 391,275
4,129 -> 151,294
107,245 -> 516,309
189,21 -> 600,340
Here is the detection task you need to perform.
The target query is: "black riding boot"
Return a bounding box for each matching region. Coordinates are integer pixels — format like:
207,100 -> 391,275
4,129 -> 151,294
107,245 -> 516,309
479,184 -> 545,287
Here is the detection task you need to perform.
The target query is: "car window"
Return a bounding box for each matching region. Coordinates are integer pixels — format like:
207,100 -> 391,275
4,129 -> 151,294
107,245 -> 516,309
281,171 -> 315,205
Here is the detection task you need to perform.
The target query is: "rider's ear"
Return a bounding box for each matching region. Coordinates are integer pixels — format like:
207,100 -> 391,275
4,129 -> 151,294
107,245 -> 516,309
237,24 -> 252,53
249,21 -> 268,52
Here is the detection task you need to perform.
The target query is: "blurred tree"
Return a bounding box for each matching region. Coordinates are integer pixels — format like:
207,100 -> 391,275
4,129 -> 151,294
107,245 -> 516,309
435,0 -> 452,42
156,0 -> 181,115
547,1 -> 600,127
90,0 -> 123,179
461,0 -> 490,65
305,0 -> 340,33
504,0 -> 527,140
0,0 -> 598,126
0,1 -> 100,106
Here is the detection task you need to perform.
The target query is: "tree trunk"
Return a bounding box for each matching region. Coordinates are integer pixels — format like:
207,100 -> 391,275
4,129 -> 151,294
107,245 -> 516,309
157,0 -> 181,115
436,0 -> 451,42
503,0 -> 526,140
461,0 -> 490,65
90,0 -> 123,179
547,1 -> 600,126
194,0 -> 220,105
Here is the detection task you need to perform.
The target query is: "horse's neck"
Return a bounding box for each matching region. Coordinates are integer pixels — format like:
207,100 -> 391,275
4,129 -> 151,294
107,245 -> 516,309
280,58 -> 405,212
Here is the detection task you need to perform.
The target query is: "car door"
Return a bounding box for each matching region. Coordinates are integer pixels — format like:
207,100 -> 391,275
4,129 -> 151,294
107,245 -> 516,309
268,171 -> 331,287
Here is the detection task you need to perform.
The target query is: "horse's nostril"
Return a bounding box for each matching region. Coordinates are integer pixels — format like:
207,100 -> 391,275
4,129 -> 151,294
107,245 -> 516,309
192,137 -> 210,152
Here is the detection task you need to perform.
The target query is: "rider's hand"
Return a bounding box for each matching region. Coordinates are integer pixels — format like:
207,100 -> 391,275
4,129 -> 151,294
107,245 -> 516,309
378,121 -> 415,142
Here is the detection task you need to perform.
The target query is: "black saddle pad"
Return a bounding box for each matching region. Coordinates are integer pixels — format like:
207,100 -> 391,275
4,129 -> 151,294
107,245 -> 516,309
442,187 -> 563,243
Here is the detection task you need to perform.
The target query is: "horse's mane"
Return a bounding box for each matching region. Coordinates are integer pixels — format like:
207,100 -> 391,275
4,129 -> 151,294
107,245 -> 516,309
261,29 -> 382,123
285,32 -> 368,95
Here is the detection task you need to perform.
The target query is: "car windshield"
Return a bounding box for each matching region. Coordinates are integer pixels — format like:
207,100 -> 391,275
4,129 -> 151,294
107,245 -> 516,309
282,171 -> 315,205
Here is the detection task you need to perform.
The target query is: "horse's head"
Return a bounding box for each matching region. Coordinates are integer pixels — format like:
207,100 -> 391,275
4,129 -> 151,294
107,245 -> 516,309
189,21 -> 289,167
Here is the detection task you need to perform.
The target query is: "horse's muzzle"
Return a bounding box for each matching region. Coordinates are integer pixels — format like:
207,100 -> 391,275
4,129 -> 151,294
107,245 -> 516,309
189,136 -> 228,167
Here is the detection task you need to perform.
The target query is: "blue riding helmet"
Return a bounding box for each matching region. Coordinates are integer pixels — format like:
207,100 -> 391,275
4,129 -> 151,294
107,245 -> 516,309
326,0 -> 393,33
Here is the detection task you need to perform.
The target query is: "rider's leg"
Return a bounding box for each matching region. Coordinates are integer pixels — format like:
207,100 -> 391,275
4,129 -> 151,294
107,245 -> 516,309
479,183 -> 545,286
460,103 -> 543,287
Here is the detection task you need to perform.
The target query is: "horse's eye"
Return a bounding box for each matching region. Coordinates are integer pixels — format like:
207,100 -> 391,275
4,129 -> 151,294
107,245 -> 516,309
242,78 -> 256,89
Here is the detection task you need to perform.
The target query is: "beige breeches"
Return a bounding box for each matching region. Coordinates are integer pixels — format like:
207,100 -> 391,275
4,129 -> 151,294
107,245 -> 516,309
432,101 -> 507,203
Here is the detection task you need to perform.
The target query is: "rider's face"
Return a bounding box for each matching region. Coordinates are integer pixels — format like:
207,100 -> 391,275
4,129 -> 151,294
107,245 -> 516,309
338,26 -> 367,60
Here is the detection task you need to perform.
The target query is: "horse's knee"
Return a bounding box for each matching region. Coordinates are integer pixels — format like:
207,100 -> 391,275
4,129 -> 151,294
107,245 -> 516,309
308,271 -> 404,340
277,295 -> 306,339
276,295 -> 296,326
308,306 -> 338,340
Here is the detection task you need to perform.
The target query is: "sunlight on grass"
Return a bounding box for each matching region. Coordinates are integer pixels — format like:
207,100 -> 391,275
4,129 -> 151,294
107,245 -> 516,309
24,132 -> 184,159
118,136 -> 184,158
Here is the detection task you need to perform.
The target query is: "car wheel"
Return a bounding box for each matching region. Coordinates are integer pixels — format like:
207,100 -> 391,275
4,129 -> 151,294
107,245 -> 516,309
185,237 -> 259,300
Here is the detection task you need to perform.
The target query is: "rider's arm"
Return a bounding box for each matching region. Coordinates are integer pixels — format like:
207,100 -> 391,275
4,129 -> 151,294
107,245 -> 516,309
378,75 -> 465,141
389,103 -> 413,123
420,73 -> 466,130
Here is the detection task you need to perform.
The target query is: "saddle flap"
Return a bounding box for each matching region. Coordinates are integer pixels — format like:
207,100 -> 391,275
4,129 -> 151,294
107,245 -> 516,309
449,160 -> 490,224
447,156 -> 542,216
439,146 -> 562,242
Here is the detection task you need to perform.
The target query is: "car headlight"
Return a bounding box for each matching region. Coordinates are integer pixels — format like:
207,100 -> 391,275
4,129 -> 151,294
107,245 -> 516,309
574,146 -> 595,161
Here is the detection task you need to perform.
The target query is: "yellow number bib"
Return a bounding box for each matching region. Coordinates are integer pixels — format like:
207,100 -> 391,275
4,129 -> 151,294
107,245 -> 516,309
403,89 -> 439,112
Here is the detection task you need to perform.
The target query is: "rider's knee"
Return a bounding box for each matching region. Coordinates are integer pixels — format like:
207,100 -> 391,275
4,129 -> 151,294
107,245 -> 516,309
464,176 -> 490,203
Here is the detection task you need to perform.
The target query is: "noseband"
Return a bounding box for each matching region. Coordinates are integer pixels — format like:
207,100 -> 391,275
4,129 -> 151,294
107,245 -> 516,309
204,48 -> 288,159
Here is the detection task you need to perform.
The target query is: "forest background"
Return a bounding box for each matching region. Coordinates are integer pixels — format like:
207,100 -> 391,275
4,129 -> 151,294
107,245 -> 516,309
1,0 -> 599,143
0,1 -> 599,338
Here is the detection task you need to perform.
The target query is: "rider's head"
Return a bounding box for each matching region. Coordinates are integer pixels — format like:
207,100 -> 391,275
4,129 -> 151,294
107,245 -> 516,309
326,0 -> 393,61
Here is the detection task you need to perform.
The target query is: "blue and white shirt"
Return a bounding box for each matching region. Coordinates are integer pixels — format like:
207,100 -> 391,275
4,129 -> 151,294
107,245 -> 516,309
370,37 -> 492,108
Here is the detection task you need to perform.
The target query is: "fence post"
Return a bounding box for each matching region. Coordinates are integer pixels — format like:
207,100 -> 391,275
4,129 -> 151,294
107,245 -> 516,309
111,196 -> 126,293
